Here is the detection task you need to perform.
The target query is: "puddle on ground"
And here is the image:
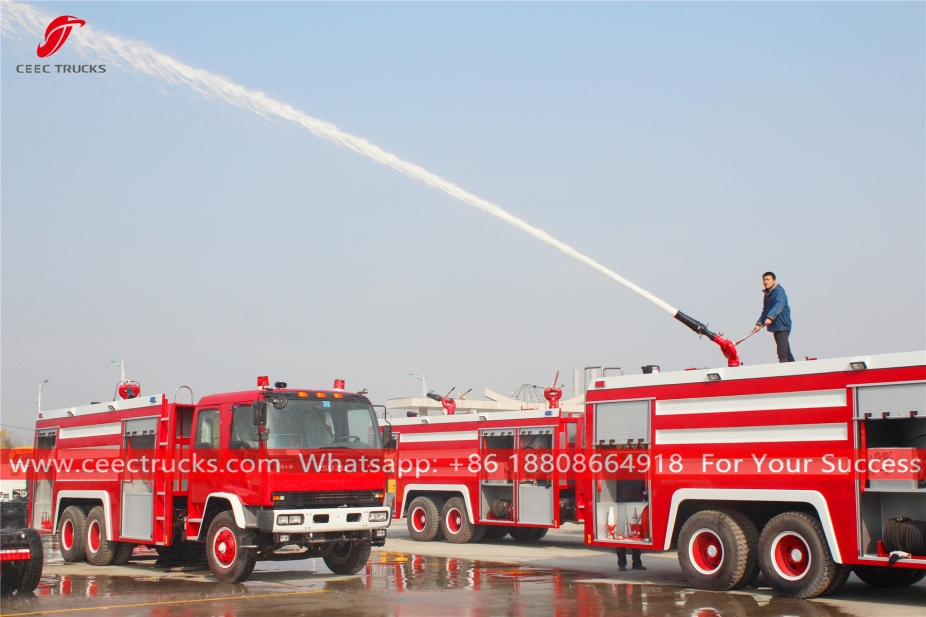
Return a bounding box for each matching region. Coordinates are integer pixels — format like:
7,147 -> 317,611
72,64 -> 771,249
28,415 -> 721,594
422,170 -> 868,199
9,539 -> 876,617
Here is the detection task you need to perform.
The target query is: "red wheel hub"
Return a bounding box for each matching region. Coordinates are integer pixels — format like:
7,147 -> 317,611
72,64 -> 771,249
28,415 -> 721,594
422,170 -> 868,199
689,529 -> 724,575
411,507 -> 427,533
446,508 -> 463,534
88,520 -> 101,553
771,531 -> 811,581
62,519 -> 74,551
213,527 -> 237,567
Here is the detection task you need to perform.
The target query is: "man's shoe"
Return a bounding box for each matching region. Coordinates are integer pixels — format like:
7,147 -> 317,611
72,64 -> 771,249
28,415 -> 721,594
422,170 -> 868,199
632,564 -> 647,571
618,565 -> 627,572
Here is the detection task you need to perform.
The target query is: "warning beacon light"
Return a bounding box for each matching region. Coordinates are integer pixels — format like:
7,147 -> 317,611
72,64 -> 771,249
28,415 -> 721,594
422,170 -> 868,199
257,376 -> 270,388
333,379 -> 345,390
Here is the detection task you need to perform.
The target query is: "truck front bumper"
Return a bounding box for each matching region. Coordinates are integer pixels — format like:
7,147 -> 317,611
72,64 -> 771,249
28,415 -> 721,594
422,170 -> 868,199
258,507 -> 391,534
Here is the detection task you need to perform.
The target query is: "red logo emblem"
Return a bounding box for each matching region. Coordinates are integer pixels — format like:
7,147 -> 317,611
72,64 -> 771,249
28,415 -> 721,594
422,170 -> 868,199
37,15 -> 85,58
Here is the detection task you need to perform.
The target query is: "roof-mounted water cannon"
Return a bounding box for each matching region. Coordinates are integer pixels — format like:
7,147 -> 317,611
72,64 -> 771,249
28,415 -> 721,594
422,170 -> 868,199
542,369 -> 563,409
111,360 -> 141,400
673,312 -> 741,367
426,388 -> 457,415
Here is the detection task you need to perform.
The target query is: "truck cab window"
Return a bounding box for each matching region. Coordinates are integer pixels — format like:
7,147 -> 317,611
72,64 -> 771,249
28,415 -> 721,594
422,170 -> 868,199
194,409 -> 220,449
230,406 -> 259,449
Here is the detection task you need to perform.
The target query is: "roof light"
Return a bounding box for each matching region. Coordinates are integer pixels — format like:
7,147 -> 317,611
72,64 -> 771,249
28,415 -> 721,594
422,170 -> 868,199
706,373 -> 722,381
298,392 -> 309,398
315,392 -> 327,398
333,379 -> 345,390
850,361 -> 868,371
594,380 -> 604,388
333,393 -> 344,399
257,376 -> 269,388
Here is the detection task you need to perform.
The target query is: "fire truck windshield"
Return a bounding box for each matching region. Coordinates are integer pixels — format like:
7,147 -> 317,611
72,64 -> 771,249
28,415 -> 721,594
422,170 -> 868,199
262,399 -> 381,449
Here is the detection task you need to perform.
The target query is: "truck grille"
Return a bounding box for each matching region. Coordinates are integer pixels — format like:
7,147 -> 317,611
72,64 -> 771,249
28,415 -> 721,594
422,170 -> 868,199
272,491 -> 382,509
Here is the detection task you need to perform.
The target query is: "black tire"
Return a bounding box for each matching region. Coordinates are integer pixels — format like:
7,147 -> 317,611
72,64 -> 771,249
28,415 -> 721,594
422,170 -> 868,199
853,565 -> 921,588
821,563 -> 852,596
677,510 -> 752,591
469,524 -> 488,543
482,526 -> 509,541
440,497 -> 477,544
509,526 -> 547,543
111,542 -> 135,565
18,529 -> 43,594
758,512 -> 836,599
85,506 -> 116,566
205,512 -> 256,584
323,541 -> 371,575
721,509 -> 759,589
406,496 -> 443,542
58,506 -> 87,563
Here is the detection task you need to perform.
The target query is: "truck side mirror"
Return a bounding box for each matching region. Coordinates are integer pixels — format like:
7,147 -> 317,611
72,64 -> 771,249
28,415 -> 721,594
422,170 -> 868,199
381,426 -> 395,450
251,401 -> 267,427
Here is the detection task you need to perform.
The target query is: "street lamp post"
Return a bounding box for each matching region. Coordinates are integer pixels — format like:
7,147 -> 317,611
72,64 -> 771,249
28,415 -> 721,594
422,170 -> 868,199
37,379 -> 48,415
408,373 -> 427,399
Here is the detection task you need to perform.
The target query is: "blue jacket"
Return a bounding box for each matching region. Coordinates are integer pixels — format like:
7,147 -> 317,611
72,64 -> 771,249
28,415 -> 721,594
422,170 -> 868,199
758,284 -> 791,332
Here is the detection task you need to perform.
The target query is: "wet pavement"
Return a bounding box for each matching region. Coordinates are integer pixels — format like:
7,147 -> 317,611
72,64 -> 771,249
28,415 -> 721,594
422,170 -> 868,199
0,533 -> 922,617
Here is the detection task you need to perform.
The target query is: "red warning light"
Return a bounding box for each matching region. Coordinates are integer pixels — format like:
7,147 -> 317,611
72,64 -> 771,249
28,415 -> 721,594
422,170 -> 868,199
257,376 -> 269,388
333,379 -> 345,390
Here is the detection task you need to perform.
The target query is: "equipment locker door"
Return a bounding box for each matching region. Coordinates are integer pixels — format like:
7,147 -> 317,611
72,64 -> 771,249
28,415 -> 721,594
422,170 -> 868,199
120,417 -> 158,541
517,427 -> 554,525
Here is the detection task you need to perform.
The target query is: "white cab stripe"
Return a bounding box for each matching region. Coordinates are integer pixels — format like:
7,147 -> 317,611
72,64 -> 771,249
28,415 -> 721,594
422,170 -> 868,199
655,422 -> 848,445
58,423 -> 123,440
399,431 -> 478,443
655,389 -> 846,416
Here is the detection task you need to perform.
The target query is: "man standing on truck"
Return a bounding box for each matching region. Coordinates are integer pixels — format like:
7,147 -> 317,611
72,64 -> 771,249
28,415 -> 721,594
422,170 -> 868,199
753,271 -> 794,362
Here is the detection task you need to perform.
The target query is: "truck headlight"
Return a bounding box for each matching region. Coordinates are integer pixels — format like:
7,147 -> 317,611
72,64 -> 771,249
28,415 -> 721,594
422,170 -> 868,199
277,514 -> 304,525
368,511 -> 389,522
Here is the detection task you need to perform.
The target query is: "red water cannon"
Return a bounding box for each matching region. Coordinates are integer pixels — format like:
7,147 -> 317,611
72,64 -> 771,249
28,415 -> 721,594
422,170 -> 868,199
426,390 -> 456,415
673,311 -> 742,367
542,369 -> 563,408
117,381 -> 141,399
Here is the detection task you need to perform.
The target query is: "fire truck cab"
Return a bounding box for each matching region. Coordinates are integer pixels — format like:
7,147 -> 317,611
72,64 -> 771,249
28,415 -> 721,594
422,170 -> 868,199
30,378 -> 391,583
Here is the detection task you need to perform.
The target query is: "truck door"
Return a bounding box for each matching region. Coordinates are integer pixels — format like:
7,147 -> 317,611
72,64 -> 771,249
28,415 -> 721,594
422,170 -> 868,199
120,417 -> 158,541
187,407 -> 221,534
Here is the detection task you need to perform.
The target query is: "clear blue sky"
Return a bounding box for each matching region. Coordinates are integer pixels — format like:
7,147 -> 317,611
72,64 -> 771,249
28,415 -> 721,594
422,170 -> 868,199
2,2 -> 924,439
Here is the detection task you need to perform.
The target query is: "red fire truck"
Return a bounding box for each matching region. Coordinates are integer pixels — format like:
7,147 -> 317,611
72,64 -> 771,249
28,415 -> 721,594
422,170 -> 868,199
386,351 -> 926,598
28,377 -> 391,583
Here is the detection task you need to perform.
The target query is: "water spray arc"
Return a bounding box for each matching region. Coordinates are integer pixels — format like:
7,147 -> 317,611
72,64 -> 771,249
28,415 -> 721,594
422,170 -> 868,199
3,3 -> 741,367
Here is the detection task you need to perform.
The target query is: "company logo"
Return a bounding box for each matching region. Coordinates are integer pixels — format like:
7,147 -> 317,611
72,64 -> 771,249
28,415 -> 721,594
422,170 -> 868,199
37,15 -> 85,58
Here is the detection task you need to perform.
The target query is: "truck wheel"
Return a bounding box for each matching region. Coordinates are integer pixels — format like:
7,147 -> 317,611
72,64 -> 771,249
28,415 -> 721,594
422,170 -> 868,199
85,507 -> 116,566
407,496 -> 443,542
677,510 -> 751,591
440,497 -> 477,544
853,565 -> 921,587
758,512 -> 836,599
18,529 -> 44,594
482,526 -> 509,541
111,542 -> 135,565
720,510 -> 759,589
821,563 -> 852,596
469,524 -> 488,543
58,506 -> 87,562
323,541 -> 371,575
206,512 -> 256,584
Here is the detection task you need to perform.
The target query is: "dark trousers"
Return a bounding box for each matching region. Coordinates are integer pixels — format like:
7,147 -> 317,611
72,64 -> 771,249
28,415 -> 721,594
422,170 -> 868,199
616,547 -> 642,568
774,330 -> 795,363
